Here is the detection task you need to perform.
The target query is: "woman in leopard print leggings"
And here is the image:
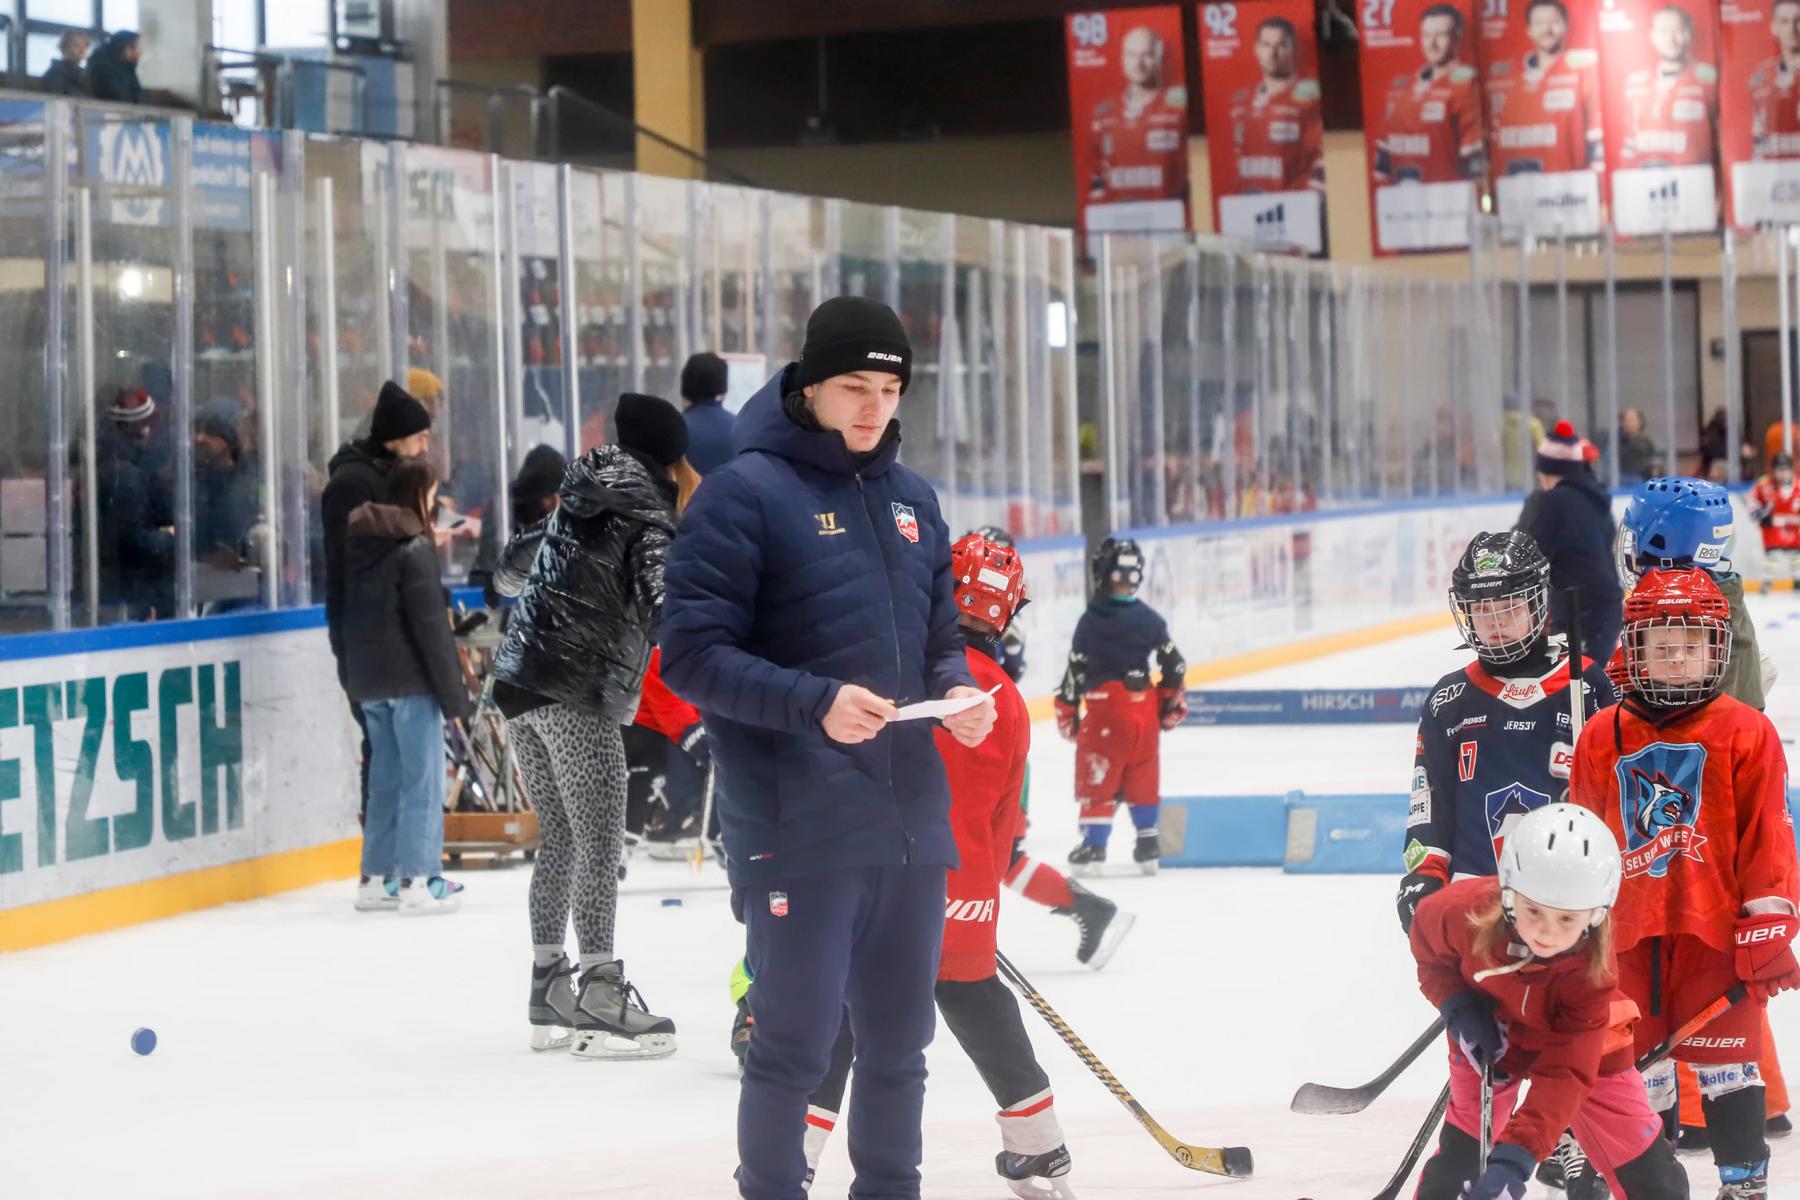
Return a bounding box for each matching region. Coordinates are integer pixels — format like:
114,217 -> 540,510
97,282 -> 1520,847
491,394 -> 699,1054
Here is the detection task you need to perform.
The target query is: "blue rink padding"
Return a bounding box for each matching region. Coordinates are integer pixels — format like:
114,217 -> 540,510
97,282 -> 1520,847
1182,688 -> 1433,726
1158,795 -> 1292,867
1282,793 -> 1410,874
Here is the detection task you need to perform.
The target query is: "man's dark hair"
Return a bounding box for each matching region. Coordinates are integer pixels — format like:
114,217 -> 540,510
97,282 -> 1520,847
1258,16 -> 1298,43
1653,4 -> 1694,34
1775,0 -> 1800,14
1422,4 -> 1465,35
1525,0 -> 1569,22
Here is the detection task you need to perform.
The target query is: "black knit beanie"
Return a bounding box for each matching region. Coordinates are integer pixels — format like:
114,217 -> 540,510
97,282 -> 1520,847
369,380 -> 432,446
794,296 -> 912,394
614,393 -> 689,468
680,352 -> 729,403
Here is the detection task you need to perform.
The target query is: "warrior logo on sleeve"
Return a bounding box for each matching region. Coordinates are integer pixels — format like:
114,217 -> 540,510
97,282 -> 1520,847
1616,743 -> 1708,879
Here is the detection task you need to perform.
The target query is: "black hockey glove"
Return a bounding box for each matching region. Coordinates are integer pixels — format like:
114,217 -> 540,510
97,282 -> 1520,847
1395,871 -> 1444,934
677,721 -> 709,769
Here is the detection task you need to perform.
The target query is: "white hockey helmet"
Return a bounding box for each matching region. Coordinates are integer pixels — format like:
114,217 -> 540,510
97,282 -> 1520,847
1498,803 -> 1621,928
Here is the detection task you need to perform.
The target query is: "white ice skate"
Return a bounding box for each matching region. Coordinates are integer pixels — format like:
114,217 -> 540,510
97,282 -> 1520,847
528,954 -> 580,1052
569,959 -> 677,1060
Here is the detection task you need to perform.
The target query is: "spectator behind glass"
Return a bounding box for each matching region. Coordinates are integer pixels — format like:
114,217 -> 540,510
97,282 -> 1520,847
679,351 -> 735,476
41,31 -> 91,96
87,31 -> 142,104
93,388 -> 175,620
192,409 -> 257,566
1614,407 -> 1660,482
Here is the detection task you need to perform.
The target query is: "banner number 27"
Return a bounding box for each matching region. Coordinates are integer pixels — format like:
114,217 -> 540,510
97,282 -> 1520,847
1362,0 -> 1399,27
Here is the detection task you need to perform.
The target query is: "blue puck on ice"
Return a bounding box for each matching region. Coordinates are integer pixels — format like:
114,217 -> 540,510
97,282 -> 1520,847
130,1027 -> 157,1056
661,897 -> 682,908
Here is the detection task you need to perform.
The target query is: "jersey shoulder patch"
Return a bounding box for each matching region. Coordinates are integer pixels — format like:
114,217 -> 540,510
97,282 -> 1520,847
1293,79 -> 1322,102
1566,48 -> 1599,70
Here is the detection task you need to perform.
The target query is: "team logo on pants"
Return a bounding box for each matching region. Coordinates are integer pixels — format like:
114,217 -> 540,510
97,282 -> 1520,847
1615,743 -> 1708,880
769,891 -> 789,918
891,502 -> 919,544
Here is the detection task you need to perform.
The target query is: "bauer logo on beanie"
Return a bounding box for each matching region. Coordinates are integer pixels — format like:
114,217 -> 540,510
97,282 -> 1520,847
795,296 -> 913,394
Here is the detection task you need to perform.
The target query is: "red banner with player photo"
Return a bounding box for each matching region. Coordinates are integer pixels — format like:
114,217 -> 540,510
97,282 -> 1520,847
1719,1 -> 1800,230
1358,0 -> 1485,255
1477,0 -> 1607,237
1065,6 -> 1193,237
1595,0 -> 1722,236
1197,0 -> 1327,254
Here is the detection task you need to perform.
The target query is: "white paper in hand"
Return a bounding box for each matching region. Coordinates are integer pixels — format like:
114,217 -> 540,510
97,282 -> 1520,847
893,685 -> 1000,723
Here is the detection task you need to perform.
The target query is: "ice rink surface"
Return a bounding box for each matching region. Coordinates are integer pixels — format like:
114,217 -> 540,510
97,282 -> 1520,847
5,592 -> 1799,1199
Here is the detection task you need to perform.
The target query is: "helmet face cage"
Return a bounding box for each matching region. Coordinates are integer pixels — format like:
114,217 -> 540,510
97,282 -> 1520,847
1449,579 -> 1549,665
1623,613 -> 1732,708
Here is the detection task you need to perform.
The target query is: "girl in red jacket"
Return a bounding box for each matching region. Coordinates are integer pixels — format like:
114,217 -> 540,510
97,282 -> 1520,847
1409,803 -> 1687,1199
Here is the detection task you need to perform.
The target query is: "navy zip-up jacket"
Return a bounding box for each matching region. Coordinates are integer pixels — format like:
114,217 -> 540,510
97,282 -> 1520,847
659,366 -> 975,887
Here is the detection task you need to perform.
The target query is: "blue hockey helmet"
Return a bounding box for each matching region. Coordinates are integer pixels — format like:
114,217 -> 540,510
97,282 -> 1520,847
1615,477 -> 1735,586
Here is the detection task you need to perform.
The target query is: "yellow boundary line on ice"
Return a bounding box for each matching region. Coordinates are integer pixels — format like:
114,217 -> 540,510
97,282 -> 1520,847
0,837 -> 362,953
9,609 -> 1457,953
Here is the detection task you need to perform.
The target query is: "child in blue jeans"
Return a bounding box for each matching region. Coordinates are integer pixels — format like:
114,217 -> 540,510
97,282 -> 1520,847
341,457 -> 473,914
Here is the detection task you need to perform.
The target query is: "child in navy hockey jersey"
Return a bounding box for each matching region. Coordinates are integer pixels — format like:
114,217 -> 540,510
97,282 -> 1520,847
1055,537 -> 1187,876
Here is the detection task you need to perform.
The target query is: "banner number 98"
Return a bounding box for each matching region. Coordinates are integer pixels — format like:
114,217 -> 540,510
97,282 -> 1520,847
1072,12 -> 1110,46
1362,0 -> 1399,26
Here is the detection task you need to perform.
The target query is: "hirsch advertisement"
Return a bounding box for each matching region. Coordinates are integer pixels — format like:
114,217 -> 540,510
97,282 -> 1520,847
1720,0 -> 1800,228
1065,6 -> 1193,236
1198,0 -> 1327,253
1358,0 -> 1485,253
1478,0 -> 1606,236
1597,0 -> 1721,235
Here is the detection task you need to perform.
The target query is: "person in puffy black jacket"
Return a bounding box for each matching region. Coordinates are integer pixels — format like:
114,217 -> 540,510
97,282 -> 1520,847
87,31 -> 142,104
1516,420 -> 1624,664
341,458 -> 471,915
491,393 -> 693,1055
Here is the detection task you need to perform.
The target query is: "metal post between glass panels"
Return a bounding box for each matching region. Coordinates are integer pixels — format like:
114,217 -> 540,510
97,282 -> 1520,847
499,162 -> 525,475
1146,247 -> 1166,527
1098,234 -> 1120,531
1723,228 -> 1741,485
489,154 -> 512,540
1057,230 -> 1079,535
1517,225 -> 1533,494
316,175 -> 340,473
384,143 -> 407,385
1603,226 -> 1620,490
1556,232 -> 1570,423
75,183 -> 97,625
253,171 -> 280,610
626,173 -> 644,396
555,164 -> 580,461
282,132 -> 310,606
45,104 -> 69,630
173,117 -> 196,621
1659,227 -> 1676,477
1220,253 -> 1237,516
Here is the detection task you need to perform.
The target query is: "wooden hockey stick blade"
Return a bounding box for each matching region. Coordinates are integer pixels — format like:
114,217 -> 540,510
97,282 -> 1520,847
1292,1014 -> 1449,1114
1634,982 -> 1751,1072
996,952 -> 1253,1178
1371,1081 -> 1450,1200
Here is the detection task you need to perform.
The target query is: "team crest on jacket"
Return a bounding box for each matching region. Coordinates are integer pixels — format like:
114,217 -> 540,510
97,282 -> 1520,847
769,891 -> 789,918
1485,782 -> 1550,862
892,502 -> 919,544
1615,743 -> 1708,880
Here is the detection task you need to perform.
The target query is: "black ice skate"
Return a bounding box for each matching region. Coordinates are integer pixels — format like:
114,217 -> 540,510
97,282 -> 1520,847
996,1143 -> 1076,1199
1535,1131 -> 1609,1199
528,953 -> 580,1052
1066,842 -> 1105,878
1054,881 -> 1136,971
1133,827 -> 1160,875
570,959 -> 677,1060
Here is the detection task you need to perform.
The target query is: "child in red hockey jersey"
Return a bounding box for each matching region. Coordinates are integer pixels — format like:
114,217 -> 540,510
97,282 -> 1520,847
1409,804 -> 1687,1200
1750,452 -> 1800,593
1573,567 -> 1800,1198
1056,536 -> 1187,875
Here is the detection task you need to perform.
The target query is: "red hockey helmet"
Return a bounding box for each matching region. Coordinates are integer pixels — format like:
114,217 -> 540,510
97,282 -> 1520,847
1621,568 -> 1732,708
952,532 -> 1027,633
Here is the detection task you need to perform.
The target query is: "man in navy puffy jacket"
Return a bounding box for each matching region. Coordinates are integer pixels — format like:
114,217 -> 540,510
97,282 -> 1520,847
661,296 -> 996,1200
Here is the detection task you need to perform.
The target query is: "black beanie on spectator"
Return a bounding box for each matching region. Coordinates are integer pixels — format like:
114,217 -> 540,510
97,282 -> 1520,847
614,393 -> 689,468
510,444 -> 567,508
369,380 -> 432,447
680,352 -> 729,404
794,296 -> 912,394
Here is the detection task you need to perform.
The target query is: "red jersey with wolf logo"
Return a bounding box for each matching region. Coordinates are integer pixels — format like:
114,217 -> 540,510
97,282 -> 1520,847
1571,694 -> 1796,956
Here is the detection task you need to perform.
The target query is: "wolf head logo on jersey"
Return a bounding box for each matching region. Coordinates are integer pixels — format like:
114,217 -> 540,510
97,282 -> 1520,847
1485,782 -> 1550,866
1616,743 -> 1708,880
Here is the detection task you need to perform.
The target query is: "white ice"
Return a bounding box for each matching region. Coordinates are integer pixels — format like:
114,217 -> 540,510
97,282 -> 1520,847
5,592 -> 1800,1199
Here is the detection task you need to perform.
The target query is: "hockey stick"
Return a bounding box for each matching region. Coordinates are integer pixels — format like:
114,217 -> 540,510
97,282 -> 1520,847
1477,1061 -> 1493,1175
1291,1014 -> 1448,1114
1371,1081 -> 1450,1200
995,951 -> 1254,1178
691,759 -> 716,874
1634,982 -> 1750,1072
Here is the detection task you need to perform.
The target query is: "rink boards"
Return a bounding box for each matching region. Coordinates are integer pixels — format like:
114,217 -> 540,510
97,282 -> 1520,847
0,612 -> 360,950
